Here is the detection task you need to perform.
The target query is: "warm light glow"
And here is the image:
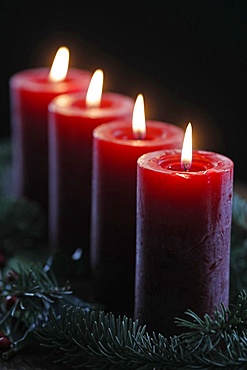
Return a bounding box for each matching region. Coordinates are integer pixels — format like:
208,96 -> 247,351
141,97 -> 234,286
49,46 -> 70,82
132,94 -> 146,139
181,122 -> 192,171
85,69 -> 104,108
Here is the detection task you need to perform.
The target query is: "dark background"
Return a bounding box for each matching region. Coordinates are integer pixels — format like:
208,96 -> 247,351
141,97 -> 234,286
1,0 -> 247,182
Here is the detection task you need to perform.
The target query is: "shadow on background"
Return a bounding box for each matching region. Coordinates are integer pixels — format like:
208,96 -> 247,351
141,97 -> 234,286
1,0 -> 246,181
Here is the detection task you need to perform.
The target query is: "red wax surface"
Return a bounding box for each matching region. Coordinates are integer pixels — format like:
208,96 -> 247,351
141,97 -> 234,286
91,122 -> 184,314
135,149 -> 234,335
48,92 -> 134,261
9,68 -> 91,213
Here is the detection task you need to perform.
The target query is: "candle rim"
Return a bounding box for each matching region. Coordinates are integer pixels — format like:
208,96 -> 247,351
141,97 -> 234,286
93,121 -> 184,147
137,149 -> 234,175
9,67 -> 92,92
48,91 -> 134,118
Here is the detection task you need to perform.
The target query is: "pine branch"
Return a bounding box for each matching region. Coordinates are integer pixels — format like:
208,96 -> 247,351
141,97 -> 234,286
0,260 -> 95,360
35,291 -> 247,369
175,291 -> 247,364
0,262 -> 73,354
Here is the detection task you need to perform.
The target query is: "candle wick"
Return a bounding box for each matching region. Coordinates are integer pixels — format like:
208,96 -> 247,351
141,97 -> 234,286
134,131 -> 145,140
182,162 -> 191,171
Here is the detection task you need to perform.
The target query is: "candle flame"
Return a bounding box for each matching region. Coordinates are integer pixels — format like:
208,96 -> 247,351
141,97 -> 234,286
86,69 -> 104,108
181,122 -> 192,171
49,46 -> 70,82
132,94 -> 146,139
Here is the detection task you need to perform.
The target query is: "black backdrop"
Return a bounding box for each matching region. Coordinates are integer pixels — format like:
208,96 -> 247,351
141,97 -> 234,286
1,0 -> 247,182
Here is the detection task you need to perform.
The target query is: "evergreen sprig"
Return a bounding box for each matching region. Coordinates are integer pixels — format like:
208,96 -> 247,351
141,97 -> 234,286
35,291 -> 247,369
0,262 -> 73,358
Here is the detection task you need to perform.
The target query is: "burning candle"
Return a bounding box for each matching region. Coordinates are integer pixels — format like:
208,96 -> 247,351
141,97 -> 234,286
48,70 -> 134,264
134,123 -> 234,336
90,95 -> 184,314
9,46 -> 91,214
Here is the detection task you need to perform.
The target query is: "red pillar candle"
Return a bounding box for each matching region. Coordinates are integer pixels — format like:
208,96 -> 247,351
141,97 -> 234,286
135,130 -> 234,335
9,47 -> 91,214
48,89 -> 134,264
90,105 -> 184,315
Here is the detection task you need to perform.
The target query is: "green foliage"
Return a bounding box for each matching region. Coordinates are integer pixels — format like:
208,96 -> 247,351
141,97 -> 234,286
35,292 -> 247,369
0,263 -> 72,340
0,261 -> 96,361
